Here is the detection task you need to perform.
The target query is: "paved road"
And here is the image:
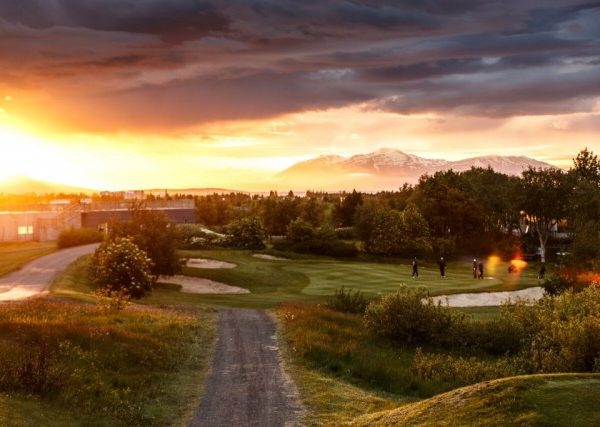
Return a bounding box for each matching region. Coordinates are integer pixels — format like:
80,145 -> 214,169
0,243 -> 99,301
191,309 -> 304,427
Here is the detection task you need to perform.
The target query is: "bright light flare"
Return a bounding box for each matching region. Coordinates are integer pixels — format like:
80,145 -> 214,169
578,272 -> 600,285
508,259 -> 528,274
486,255 -> 502,275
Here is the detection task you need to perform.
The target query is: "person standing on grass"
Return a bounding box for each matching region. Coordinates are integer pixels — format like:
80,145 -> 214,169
478,260 -> 484,279
538,263 -> 546,280
438,257 -> 446,278
411,257 -> 419,278
472,259 -> 478,278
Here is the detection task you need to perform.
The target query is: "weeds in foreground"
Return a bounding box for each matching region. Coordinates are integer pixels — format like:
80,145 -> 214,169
0,299 -> 210,426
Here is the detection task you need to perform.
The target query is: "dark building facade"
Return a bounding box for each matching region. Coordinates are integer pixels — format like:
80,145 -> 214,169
82,208 -> 195,229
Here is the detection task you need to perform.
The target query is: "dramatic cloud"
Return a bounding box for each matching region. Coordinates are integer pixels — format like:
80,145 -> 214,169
0,0 -> 599,132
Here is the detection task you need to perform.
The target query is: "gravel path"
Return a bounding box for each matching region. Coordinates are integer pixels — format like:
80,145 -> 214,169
432,286 -> 545,307
190,309 -> 304,427
0,243 -> 99,302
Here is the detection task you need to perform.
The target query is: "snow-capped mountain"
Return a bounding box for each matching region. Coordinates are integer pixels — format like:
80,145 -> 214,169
274,148 -> 555,191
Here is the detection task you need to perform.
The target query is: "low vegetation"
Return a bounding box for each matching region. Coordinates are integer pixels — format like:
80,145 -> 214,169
0,242 -> 57,277
325,287 -> 368,314
56,228 -> 103,249
0,299 -> 215,426
109,208 -> 181,277
351,374 -> 600,426
281,286 -> 600,423
89,237 -> 154,299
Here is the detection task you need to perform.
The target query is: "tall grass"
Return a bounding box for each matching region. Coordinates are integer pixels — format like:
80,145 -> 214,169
0,299 -> 214,426
279,303 -> 439,397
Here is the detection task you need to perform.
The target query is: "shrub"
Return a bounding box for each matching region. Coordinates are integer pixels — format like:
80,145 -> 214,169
325,287 -> 368,314
364,286 -> 460,345
226,216 -> 267,249
502,287 -> 600,372
89,237 -> 154,299
57,228 -> 104,248
109,208 -> 181,277
275,224 -> 358,257
286,218 -> 315,243
334,227 -> 357,240
412,348 -> 523,387
457,317 -> 524,355
542,272 -> 575,296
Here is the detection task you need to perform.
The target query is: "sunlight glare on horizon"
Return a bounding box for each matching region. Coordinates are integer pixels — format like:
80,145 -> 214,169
0,126 -> 43,180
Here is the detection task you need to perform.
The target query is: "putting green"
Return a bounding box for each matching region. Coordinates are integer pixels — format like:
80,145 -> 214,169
282,257 -> 541,297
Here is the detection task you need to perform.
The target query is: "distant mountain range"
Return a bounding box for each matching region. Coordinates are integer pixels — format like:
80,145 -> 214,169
0,175 -> 93,195
275,148 -> 555,191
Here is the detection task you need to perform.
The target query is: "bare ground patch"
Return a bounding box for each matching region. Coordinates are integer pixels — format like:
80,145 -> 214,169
185,258 -> 237,269
158,275 -> 250,294
253,254 -> 289,261
432,286 -> 544,307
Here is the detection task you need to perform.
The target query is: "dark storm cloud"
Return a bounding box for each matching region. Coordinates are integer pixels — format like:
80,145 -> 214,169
0,0 -> 229,43
1,0 -> 599,130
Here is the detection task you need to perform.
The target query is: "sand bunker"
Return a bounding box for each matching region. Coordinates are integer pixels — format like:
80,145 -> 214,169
159,275 -> 250,294
253,254 -> 288,261
186,258 -> 236,269
432,286 -> 544,307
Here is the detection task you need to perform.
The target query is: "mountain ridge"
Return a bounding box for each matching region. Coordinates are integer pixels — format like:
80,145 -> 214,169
275,148 -> 556,191
0,175 -> 94,195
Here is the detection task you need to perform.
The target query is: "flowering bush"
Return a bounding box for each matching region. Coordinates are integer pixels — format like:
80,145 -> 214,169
89,237 -> 154,299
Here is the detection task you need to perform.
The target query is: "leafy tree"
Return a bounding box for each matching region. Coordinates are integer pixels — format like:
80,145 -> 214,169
569,149 -> 600,265
573,148 -> 600,184
195,195 -> 231,226
226,216 -> 266,249
286,218 -> 315,243
519,167 -> 572,263
333,189 -> 363,227
410,170 -> 485,252
109,208 -> 181,277
300,197 -> 324,227
366,206 -> 431,257
353,198 -> 386,242
89,237 -> 154,299
259,194 -> 301,235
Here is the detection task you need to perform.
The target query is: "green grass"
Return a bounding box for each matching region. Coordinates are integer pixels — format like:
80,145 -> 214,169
351,374 -> 600,426
279,336 -> 407,426
0,298 -> 216,426
0,241 -> 57,277
284,256 -> 542,297
52,250 -> 542,309
279,303 -> 460,399
50,255 -> 98,303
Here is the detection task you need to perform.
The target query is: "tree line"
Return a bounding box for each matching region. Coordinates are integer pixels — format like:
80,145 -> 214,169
195,149 -> 600,267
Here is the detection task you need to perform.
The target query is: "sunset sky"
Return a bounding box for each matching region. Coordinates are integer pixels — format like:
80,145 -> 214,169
0,1 -> 599,190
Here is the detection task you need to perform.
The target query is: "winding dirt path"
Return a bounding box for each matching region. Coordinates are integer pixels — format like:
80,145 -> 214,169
190,309 -> 304,427
0,243 -> 99,301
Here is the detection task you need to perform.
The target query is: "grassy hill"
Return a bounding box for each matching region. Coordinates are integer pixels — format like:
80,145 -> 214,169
351,374 -> 600,427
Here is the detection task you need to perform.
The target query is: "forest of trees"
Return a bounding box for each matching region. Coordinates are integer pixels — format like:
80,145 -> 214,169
191,149 -> 599,268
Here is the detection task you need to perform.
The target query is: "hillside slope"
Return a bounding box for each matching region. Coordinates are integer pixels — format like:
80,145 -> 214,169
351,374 -> 600,427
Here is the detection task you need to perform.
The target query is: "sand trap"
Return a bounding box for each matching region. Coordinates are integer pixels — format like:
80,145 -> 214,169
158,275 -> 250,294
186,258 -> 236,269
253,254 -> 289,261
432,286 -> 544,307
